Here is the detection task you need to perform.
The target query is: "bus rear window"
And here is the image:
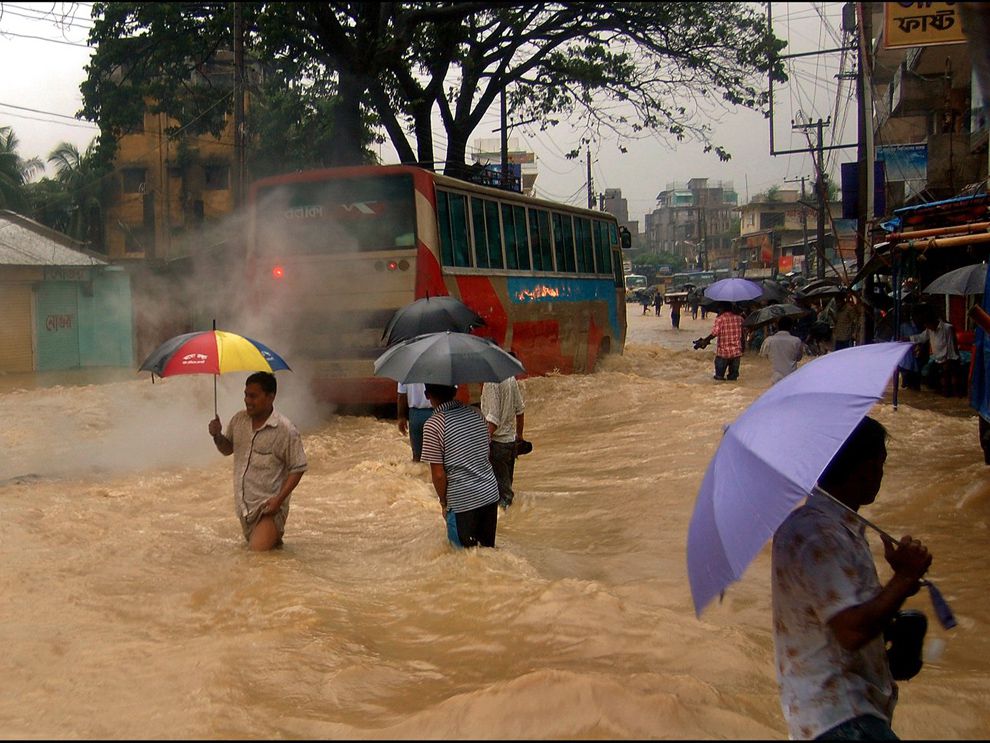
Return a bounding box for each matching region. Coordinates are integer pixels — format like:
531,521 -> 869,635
254,174 -> 417,253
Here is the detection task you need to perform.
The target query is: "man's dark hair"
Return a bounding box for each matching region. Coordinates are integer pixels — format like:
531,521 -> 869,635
424,383 -> 457,402
777,316 -> 794,332
246,371 -> 277,395
818,416 -> 887,490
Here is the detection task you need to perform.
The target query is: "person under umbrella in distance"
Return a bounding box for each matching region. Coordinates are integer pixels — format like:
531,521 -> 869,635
396,382 -> 432,461
693,302 -> 745,381
420,383 -> 500,548
208,371 -> 308,551
759,316 -> 804,385
772,416 -> 933,740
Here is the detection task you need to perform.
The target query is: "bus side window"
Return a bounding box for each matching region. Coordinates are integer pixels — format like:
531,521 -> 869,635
484,199 -> 504,268
529,208 -> 553,272
593,220 -> 613,274
552,212 -> 576,272
611,249 -> 624,288
438,189 -> 472,267
574,217 -> 594,273
512,204 -> 530,271
470,197 -> 490,269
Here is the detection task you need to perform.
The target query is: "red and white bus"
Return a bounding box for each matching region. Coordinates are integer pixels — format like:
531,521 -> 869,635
247,165 -> 627,405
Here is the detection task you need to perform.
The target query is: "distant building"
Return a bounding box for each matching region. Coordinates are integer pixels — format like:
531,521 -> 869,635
102,50 -> 263,261
600,188 -> 640,248
644,178 -> 737,269
734,189 -> 846,278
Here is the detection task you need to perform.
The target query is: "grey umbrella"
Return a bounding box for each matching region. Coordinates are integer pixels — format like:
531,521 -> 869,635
373,331 -> 525,385
796,284 -> 849,301
759,280 -> 791,303
743,303 -> 811,329
382,296 -> 485,346
922,263 -> 988,296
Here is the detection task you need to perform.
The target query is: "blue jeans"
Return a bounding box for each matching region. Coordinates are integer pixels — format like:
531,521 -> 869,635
816,715 -> 898,740
408,407 -> 433,460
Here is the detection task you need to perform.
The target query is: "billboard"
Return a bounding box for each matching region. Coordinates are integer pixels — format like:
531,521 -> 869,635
883,2 -> 967,49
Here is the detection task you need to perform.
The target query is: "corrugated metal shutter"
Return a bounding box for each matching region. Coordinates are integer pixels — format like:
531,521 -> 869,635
0,282 -> 34,372
36,282 -> 80,370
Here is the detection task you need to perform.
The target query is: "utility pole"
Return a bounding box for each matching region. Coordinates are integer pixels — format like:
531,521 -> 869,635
586,147 -> 593,209
500,88 -> 509,189
854,2 -> 874,274
793,117 -> 831,280
785,175 -> 810,275
232,2 -> 245,209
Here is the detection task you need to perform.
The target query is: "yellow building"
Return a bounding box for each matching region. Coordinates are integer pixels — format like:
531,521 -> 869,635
104,107 -> 237,261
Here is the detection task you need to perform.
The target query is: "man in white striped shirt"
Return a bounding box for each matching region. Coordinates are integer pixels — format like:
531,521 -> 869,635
420,383 -> 500,548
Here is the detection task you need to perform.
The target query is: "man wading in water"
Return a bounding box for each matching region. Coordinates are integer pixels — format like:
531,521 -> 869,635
208,371 -> 308,551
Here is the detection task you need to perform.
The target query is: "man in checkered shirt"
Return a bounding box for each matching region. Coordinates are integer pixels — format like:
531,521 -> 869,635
694,303 -> 745,381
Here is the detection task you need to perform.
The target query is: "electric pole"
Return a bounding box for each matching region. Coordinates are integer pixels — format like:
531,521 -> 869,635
784,175 -> 810,275
587,148 -> 593,209
500,88 -> 509,189
232,2 -> 245,209
793,117 -> 831,280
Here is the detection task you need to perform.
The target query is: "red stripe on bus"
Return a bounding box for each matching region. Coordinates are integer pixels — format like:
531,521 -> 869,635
415,244 -> 447,298
454,276 -> 508,347
510,319 -> 567,375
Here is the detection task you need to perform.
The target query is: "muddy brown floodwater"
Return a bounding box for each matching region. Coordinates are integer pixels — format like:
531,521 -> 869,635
1,305 -> 988,738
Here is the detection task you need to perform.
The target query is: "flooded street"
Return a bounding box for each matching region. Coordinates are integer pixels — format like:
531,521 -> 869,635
2,305 -> 988,739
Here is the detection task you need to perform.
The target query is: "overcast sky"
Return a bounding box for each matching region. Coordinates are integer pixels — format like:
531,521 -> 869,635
0,2 -> 859,226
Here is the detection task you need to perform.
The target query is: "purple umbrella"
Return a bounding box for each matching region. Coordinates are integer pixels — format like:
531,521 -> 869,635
703,278 -> 764,302
686,342 -> 914,616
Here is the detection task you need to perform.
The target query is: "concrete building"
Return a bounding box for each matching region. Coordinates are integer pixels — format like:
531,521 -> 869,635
871,5 -> 986,210
600,188 -> 640,248
470,137 -> 538,195
643,178 -> 737,269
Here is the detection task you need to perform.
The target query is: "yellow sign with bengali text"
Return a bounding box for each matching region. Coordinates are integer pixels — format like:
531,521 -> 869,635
884,2 -> 967,49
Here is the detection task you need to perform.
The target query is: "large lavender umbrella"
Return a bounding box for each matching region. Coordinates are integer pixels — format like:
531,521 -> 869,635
703,278 -> 764,303
686,342 -> 913,616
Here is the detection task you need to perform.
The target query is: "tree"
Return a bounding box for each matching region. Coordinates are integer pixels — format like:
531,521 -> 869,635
45,140 -> 110,249
80,3 -> 786,177
0,126 -> 44,212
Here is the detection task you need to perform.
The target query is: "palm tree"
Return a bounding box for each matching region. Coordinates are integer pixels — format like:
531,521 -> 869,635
0,126 -> 43,212
46,139 -> 107,249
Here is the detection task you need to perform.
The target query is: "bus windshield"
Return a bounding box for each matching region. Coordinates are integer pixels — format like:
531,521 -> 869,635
254,174 -> 417,254
625,274 -> 647,291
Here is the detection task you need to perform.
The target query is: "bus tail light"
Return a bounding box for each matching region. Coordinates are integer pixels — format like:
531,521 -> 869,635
272,265 -> 285,279
387,261 -> 398,271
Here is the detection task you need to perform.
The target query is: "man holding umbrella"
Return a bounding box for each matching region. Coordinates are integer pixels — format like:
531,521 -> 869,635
693,303 -> 745,381
772,416 -> 933,740
208,371 -> 308,551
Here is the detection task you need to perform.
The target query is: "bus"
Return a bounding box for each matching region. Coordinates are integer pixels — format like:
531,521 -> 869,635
247,165 -> 627,404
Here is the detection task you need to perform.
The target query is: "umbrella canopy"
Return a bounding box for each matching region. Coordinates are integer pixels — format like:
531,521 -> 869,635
795,284 -> 848,300
922,263 -> 988,296
686,341 -> 913,616
798,278 -> 842,293
382,295 -> 485,346
703,278 -> 763,302
139,329 -> 291,377
743,303 -> 811,329
373,331 -> 525,385
759,280 -> 791,303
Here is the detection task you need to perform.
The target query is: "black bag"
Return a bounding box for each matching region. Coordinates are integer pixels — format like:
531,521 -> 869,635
514,438 -> 533,456
884,609 -> 927,681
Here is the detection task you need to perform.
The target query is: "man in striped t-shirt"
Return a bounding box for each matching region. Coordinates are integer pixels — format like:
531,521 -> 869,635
420,383 -> 500,548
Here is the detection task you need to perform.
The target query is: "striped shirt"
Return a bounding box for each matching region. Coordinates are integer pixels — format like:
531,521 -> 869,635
712,311 -> 744,358
420,400 -> 499,513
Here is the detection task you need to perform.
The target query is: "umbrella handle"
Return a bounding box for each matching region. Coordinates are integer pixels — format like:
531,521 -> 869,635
813,486 -> 955,629
214,373 -> 218,419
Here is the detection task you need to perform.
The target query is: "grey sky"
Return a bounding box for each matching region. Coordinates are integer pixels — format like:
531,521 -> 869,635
0,2 -> 857,227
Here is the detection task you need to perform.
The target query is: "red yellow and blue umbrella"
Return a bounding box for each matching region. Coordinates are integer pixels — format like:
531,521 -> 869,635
139,323 -> 290,415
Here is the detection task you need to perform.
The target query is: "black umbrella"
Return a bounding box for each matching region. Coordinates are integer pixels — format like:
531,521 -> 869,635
373,331 -> 524,385
795,284 -> 849,301
743,303 -> 811,329
382,296 -> 485,346
759,280 -> 791,303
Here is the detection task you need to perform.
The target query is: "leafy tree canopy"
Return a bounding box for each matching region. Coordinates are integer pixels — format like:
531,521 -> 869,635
80,2 -> 786,177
